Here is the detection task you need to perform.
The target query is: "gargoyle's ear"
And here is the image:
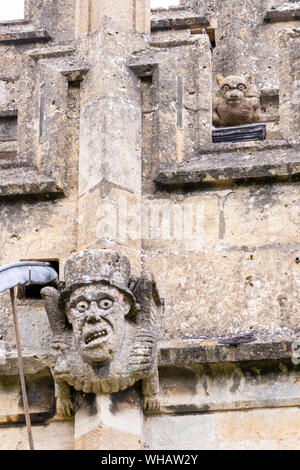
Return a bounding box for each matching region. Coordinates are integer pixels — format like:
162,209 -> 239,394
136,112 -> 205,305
128,276 -> 139,292
132,270 -> 163,328
216,75 -> 224,87
41,286 -> 69,335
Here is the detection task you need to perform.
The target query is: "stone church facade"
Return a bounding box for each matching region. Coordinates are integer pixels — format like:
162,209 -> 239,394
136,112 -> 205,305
0,0 -> 299,450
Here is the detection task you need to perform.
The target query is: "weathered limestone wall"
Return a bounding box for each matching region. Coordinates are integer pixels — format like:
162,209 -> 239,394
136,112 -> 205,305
143,182 -> 300,341
144,407 -> 300,450
279,27 -> 300,140
76,0 -> 151,277
144,0 -> 300,342
0,0 -> 79,346
0,0 -> 79,447
75,0 -> 150,37
142,0 -> 300,450
0,0 -> 299,450
0,421 -> 74,450
182,0 -> 299,87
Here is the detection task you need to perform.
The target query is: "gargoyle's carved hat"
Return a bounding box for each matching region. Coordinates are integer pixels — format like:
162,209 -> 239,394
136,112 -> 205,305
59,249 -> 136,308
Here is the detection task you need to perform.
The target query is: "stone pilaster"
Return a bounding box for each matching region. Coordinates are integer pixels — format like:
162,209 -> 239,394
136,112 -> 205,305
74,388 -> 144,450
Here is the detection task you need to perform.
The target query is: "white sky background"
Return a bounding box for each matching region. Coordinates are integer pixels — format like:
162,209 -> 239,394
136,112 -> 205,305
0,0 -> 179,21
151,0 -> 180,7
0,0 -> 24,21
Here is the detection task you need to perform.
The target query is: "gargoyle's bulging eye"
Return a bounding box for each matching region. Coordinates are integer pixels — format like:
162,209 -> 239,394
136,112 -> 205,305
223,85 -> 229,91
99,298 -> 113,310
77,301 -> 89,312
238,84 -> 246,90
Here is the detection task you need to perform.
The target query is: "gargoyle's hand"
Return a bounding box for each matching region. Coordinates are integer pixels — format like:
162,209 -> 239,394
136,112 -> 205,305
55,383 -> 74,418
49,332 -> 72,361
41,286 -> 59,306
56,395 -> 74,418
143,394 -> 160,413
135,329 -> 155,344
129,329 -> 156,374
213,109 -> 221,127
41,286 -> 69,335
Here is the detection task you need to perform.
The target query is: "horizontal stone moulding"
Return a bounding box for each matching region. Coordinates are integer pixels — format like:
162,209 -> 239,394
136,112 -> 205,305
26,45 -> 76,60
1,338 -> 294,377
154,140 -> 300,188
0,30 -> 51,45
156,396 -> 300,415
151,15 -> 211,32
59,65 -> 90,82
0,140 -> 18,162
0,166 -> 64,198
0,151 -> 17,160
0,108 -> 18,118
0,351 -> 48,377
264,5 -> 300,22
158,338 -> 294,366
0,19 -> 30,27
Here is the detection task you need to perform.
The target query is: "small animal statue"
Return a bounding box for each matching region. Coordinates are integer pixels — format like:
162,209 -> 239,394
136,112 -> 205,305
213,75 -> 261,127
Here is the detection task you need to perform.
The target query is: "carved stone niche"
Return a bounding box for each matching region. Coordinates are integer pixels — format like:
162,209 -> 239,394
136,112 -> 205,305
41,249 -> 163,416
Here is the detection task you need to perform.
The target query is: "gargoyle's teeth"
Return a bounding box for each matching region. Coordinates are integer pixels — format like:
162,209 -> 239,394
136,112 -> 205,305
85,330 -> 108,344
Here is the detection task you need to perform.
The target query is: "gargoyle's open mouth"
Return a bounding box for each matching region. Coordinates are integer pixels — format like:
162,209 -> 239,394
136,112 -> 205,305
84,329 -> 108,345
228,96 -> 241,102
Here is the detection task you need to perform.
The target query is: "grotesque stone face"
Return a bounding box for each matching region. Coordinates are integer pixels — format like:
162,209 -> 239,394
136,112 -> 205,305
213,75 -> 261,127
42,250 -> 162,413
66,283 -> 131,364
220,76 -> 248,104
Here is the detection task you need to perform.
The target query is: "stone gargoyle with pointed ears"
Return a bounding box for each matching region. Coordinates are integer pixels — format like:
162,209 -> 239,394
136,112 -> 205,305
41,249 -> 163,417
213,75 -> 261,127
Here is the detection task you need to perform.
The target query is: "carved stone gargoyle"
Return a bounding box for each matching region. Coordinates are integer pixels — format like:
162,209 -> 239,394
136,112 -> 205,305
213,75 -> 261,127
41,249 -> 163,417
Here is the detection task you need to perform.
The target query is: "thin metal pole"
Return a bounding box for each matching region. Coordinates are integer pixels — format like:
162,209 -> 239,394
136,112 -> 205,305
10,288 -> 34,451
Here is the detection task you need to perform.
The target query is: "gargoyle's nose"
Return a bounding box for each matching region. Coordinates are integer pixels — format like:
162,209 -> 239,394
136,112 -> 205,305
86,301 -> 101,323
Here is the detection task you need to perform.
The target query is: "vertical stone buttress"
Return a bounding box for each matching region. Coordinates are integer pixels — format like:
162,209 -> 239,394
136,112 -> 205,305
74,0 -> 150,450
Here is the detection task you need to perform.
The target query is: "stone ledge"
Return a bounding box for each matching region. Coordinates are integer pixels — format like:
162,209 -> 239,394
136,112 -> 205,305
265,5 -> 300,22
0,20 -> 30,26
1,338 -> 295,377
0,166 -> 64,198
154,141 -> 300,187
0,109 -> 18,118
151,15 -> 210,31
158,339 -> 293,366
26,45 -> 76,60
0,351 -> 48,376
157,397 -> 300,415
58,64 -> 90,82
0,30 -> 51,45
0,141 -> 18,162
